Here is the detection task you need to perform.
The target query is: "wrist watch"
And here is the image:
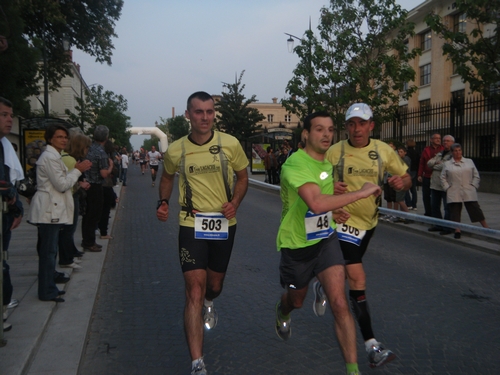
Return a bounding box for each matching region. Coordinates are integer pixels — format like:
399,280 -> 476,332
157,198 -> 169,209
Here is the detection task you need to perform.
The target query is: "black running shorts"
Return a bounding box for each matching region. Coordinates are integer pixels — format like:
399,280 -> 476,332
279,232 -> 345,290
178,225 -> 236,273
150,165 -> 159,171
338,228 -> 375,265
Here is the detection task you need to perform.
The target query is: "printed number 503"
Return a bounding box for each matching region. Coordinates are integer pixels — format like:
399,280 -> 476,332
201,218 -> 222,231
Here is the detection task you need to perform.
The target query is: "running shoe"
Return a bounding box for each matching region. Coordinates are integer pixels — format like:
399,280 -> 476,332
275,302 -> 291,340
312,280 -> 327,317
368,342 -> 396,368
203,304 -> 218,330
191,360 -> 207,375
390,217 -> 404,223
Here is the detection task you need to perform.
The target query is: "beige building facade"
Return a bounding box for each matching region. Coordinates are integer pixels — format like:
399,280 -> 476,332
248,97 -> 302,131
28,52 -> 89,127
401,0 -> 483,109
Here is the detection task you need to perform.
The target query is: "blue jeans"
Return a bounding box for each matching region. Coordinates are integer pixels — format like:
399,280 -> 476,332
120,168 -> 128,185
431,189 -> 451,230
38,224 -> 63,300
405,171 -> 418,208
3,212 -> 15,305
58,194 -> 80,265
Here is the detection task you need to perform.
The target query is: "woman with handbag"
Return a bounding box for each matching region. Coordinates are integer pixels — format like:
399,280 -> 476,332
28,124 -> 91,302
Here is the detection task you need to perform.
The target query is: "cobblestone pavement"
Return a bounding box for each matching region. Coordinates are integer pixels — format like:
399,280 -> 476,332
79,166 -> 500,375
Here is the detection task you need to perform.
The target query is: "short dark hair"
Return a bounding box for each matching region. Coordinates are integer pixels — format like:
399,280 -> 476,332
187,91 -> 213,110
450,143 -> 462,151
44,124 -> 69,144
303,111 -> 331,132
0,97 -> 13,108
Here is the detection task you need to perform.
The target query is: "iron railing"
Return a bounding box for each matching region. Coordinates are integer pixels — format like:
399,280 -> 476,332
374,96 -> 500,171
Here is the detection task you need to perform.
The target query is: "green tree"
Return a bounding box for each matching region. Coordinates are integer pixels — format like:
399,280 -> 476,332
0,0 -> 122,114
166,115 -> 190,141
425,0 -> 500,98
281,28 -> 323,122
215,71 -> 264,140
0,0 -> 40,116
142,138 -> 158,152
283,0 -> 420,129
65,85 -> 131,149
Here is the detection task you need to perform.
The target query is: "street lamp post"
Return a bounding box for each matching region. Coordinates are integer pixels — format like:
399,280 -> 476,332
285,33 -> 302,53
285,20 -> 314,114
41,34 -> 71,119
42,43 -> 49,118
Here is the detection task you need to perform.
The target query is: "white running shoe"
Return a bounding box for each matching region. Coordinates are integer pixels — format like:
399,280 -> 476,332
203,304 -> 218,330
312,280 -> 327,317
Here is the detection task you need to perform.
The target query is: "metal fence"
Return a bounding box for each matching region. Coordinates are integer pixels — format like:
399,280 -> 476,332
374,96 -> 500,171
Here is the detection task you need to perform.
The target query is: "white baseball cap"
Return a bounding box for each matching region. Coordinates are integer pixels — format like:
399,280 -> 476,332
345,103 -> 373,121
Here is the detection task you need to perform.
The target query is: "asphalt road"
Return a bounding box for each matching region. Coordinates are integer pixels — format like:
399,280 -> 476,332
78,166 -> 500,375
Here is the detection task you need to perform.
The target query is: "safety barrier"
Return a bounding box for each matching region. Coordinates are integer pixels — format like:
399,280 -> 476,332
379,207 -> 500,239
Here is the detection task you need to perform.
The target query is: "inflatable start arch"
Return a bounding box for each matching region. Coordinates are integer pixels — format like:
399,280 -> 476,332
129,127 -> 169,152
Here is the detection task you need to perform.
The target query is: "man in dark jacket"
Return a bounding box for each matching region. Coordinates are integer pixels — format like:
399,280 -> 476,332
0,97 -> 24,332
417,134 -> 444,216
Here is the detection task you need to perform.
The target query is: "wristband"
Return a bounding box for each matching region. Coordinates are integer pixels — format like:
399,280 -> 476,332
157,198 -> 169,209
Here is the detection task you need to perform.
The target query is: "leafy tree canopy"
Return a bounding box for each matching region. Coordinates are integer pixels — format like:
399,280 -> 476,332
282,0 -> 420,129
215,71 -> 264,141
0,0 -> 39,115
166,115 -> 190,142
425,0 -> 500,98
65,85 -> 131,150
140,115 -> 189,151
0,0 -> 122,114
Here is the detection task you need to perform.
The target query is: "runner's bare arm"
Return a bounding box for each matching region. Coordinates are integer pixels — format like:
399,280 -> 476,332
299,182 -> 381,214
156,169 -> 175,222
221,168 -> 248,220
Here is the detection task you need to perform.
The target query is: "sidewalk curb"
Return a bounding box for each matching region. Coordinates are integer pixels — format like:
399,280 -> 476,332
0,184 -> 122,375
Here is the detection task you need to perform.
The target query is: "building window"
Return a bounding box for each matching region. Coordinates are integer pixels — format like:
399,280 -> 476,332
454,13 -> 467,33
419,99 -> 431,122
285,114 -> 291,122
267,114 -> 274,123
402,81 -> 409,92
451,90 -> 465,105
421,30 -> 432,51
420,64 -> 431,86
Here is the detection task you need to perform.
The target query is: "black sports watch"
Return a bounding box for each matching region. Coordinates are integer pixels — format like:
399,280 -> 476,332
157,198 -> 169,209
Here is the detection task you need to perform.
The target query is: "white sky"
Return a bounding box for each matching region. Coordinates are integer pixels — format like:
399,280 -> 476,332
72,0 -> 419,150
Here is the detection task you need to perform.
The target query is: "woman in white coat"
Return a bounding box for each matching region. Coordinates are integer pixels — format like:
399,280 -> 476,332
440,143 -> 489,239
28,124 -> 91,302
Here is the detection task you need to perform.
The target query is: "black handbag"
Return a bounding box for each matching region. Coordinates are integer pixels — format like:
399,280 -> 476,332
17,167 -> 37,199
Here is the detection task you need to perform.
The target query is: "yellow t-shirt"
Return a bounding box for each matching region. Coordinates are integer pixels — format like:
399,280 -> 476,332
61,151 -> 79,194
163,131 -> 249,227
325,139 -> 408,230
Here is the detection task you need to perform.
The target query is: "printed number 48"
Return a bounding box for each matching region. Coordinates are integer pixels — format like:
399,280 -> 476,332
316,215 -> 329,229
